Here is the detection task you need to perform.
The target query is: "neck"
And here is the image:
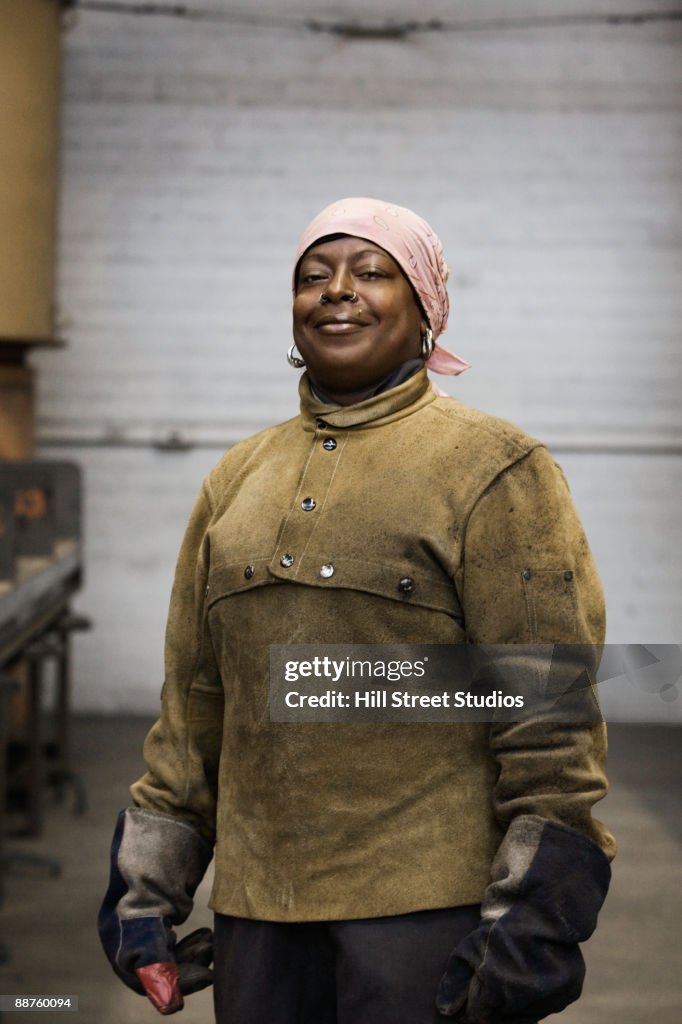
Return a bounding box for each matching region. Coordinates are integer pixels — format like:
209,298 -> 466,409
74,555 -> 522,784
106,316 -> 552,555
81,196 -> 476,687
309,358 -> 424,406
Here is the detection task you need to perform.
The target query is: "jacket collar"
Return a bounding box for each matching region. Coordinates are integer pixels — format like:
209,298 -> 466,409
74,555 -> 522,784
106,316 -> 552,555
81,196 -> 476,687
298,367 -> 436,431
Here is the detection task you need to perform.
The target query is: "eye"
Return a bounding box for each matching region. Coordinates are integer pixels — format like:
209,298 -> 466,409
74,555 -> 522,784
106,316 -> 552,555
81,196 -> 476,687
300,271 -> 326,283
358,269 -> 384,280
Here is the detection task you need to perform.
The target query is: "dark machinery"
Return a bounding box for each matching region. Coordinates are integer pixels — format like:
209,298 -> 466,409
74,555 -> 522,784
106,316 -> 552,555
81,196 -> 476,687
0,460 -> 90,913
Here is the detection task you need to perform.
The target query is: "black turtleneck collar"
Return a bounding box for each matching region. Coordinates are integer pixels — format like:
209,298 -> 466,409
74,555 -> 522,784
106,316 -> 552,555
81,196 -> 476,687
308,358 -> 425,406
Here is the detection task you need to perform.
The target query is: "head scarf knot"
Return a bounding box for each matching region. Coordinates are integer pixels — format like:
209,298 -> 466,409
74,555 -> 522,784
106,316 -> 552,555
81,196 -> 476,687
294,197 -> 470,383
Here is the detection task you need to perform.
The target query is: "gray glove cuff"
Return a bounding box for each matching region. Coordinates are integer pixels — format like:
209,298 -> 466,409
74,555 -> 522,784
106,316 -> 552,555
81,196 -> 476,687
117,807 -> 213,925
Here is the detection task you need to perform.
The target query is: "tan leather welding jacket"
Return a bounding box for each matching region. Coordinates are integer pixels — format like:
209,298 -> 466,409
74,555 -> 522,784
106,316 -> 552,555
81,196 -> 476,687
131,369 -> 615,922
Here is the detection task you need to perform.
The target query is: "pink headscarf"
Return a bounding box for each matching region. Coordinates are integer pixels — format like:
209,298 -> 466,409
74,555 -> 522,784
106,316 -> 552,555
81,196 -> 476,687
293,197 -> 470,380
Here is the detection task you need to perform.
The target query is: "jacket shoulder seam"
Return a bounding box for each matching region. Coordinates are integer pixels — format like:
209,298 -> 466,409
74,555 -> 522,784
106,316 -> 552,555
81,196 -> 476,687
428,398 -> 540,457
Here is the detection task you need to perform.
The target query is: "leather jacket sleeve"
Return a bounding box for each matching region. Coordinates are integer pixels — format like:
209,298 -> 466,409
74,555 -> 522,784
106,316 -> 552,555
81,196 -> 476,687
130,479 -> 223,845
456,443 -> 615,852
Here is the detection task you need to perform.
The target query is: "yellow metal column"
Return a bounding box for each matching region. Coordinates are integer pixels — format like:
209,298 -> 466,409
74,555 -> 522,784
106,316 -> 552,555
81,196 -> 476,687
0,0 -> 64,457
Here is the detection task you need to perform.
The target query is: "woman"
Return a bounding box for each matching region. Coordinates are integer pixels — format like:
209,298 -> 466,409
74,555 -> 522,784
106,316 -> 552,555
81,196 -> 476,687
99,198 -> 615,1023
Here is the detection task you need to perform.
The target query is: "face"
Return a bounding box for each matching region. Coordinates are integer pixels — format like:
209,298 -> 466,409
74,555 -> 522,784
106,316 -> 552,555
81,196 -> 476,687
293,235 -> 427,402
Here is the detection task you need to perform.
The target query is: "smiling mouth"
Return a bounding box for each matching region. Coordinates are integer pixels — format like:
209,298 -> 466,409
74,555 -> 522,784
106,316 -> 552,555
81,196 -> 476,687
314,315 -> 368,333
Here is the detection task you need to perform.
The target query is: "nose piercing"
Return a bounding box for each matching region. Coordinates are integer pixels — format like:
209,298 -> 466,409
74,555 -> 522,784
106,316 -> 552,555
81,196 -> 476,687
319,291 -> 358,304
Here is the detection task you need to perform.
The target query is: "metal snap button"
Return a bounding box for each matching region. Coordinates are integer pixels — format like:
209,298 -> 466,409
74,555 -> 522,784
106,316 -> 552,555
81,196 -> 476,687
322,438 -> 337,451
301,497 -> 316,512
564,569 -> 574,581
522,569 -> 532,580
398,577 -> 414,593
317,419 -> 328,429
280,553 -> 295,568
244,565 -> 255,580
319,563 -> 334,579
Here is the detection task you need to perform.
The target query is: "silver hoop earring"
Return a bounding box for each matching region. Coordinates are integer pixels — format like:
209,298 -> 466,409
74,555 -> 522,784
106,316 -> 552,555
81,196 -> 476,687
347,291 -> 358,302
287,343 -> 305,369
421,327 -> 434,360
319,292 -> 329,305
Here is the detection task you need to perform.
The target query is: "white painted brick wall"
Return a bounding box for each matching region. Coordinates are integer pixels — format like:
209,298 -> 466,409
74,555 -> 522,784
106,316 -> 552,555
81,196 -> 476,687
34,2 -> 682,716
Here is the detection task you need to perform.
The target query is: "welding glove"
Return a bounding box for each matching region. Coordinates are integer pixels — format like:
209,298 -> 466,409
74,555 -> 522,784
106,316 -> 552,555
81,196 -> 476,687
435,815 -> 611,1023
98,808 -> 214,1015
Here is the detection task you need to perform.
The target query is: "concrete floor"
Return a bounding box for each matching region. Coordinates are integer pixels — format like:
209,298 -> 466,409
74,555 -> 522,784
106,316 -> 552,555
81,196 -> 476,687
0,718 -> 680,1024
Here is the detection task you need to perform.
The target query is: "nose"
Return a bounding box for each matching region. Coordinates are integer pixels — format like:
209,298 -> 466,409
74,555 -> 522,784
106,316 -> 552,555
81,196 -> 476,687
321,268 -> 358,303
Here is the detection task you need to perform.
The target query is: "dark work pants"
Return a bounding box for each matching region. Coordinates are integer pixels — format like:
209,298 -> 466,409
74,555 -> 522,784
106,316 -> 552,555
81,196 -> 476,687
213,904 -> 482,1024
